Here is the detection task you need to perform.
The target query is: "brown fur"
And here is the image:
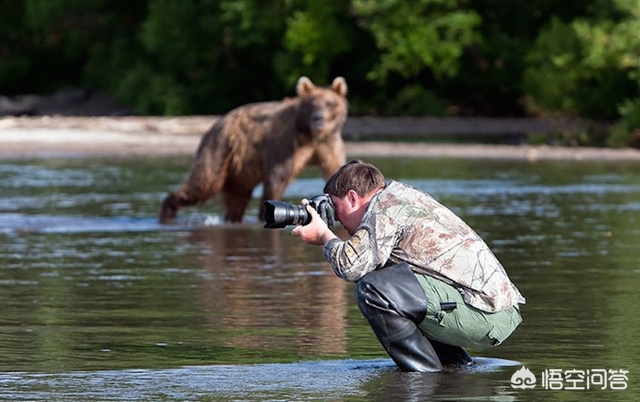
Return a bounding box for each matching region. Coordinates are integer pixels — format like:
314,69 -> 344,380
159,77 -> 348,223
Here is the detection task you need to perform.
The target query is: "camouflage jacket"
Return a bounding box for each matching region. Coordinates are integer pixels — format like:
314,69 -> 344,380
323,180 -> 525,312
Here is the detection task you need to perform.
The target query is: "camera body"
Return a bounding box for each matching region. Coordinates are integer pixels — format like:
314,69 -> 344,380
263,194 -> 335,231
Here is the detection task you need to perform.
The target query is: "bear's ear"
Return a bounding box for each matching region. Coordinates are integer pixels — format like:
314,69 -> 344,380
296,77 -> 315,96
331,77 -> 348,97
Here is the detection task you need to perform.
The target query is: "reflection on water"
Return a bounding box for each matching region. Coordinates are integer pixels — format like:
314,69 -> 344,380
0,156 -> 639,401
0,357 -> 520,401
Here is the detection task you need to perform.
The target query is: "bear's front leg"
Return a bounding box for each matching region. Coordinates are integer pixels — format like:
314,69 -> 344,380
222,187 -> 254,223
259,165 -> 294,220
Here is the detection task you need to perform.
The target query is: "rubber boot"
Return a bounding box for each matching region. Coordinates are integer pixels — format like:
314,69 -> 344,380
429,338 -> 473,367
355,262 -> 443,372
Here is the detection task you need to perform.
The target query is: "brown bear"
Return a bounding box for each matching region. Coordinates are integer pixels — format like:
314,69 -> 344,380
159,76 -> 348,224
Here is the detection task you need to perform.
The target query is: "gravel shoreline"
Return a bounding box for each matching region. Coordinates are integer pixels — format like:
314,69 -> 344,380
2,116 -> 640,161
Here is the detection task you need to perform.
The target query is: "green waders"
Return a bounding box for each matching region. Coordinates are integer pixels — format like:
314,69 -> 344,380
355,262 -> 522,372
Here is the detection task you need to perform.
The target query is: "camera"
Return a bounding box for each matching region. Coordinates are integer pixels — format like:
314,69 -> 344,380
263,194 -> 335,231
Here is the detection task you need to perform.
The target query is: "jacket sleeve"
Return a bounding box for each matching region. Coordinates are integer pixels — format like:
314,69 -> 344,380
323,210 -> 399,282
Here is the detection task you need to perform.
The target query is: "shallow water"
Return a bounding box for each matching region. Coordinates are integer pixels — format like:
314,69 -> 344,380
0,155 -> 639,401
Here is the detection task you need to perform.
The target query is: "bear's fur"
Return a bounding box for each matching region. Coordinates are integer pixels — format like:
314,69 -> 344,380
159,76 -> 348,223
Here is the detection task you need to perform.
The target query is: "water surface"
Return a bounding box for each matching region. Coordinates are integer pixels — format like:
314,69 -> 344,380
1,155 -> 639,400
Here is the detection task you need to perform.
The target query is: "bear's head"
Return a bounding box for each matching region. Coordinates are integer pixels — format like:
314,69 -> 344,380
295,77 -> 348,138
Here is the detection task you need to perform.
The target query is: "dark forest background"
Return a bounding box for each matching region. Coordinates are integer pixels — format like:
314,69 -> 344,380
2,0 -> 640,147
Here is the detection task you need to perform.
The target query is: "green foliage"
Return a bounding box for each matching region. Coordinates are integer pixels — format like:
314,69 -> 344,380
523,0 -> 640,147
351,0 -> 481,83
385,85 -> 451,116
126,0 -> 223,114
0,1 -> 31,93
523,16 -> 639,120
609,98 -> 640,147
281,2 -> 353,85
1,0 -> 640,147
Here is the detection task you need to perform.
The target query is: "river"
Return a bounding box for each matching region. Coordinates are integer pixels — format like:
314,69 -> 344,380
0,155 -> 638,401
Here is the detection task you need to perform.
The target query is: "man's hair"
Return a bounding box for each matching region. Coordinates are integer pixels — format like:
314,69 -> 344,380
323,160 -> 386,197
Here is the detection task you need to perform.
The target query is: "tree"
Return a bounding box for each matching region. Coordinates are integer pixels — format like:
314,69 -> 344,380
1,0 -> 639,147
523,0 -> 640,145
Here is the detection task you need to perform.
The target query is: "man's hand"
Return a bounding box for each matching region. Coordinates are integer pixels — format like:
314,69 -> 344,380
292,201 -> 337,246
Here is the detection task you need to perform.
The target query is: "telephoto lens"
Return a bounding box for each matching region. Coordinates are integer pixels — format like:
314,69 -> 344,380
263,201 -> 310,229
263,194 -> 334,230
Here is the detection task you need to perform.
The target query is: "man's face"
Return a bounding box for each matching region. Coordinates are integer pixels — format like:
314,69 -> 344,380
330,192 -> 362,236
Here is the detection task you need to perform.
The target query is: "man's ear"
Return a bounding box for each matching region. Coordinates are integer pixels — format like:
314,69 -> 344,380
346,189 -> 359,207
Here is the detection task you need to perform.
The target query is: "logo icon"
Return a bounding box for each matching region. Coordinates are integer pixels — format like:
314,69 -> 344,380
511,366 -> 536,389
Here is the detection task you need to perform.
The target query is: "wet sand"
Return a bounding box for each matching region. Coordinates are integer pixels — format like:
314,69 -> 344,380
2,116 -> 640,161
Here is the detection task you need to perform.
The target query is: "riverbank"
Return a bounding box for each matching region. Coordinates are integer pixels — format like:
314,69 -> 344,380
2,115 -> 640,161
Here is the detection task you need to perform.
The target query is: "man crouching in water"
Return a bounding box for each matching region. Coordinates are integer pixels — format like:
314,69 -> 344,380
292,160 -> 525,372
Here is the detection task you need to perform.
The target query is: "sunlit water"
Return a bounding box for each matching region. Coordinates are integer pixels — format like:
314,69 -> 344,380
1,155 -> 639,401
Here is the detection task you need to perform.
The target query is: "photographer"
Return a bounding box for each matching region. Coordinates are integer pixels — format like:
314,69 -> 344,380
292,160 -> 525,372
